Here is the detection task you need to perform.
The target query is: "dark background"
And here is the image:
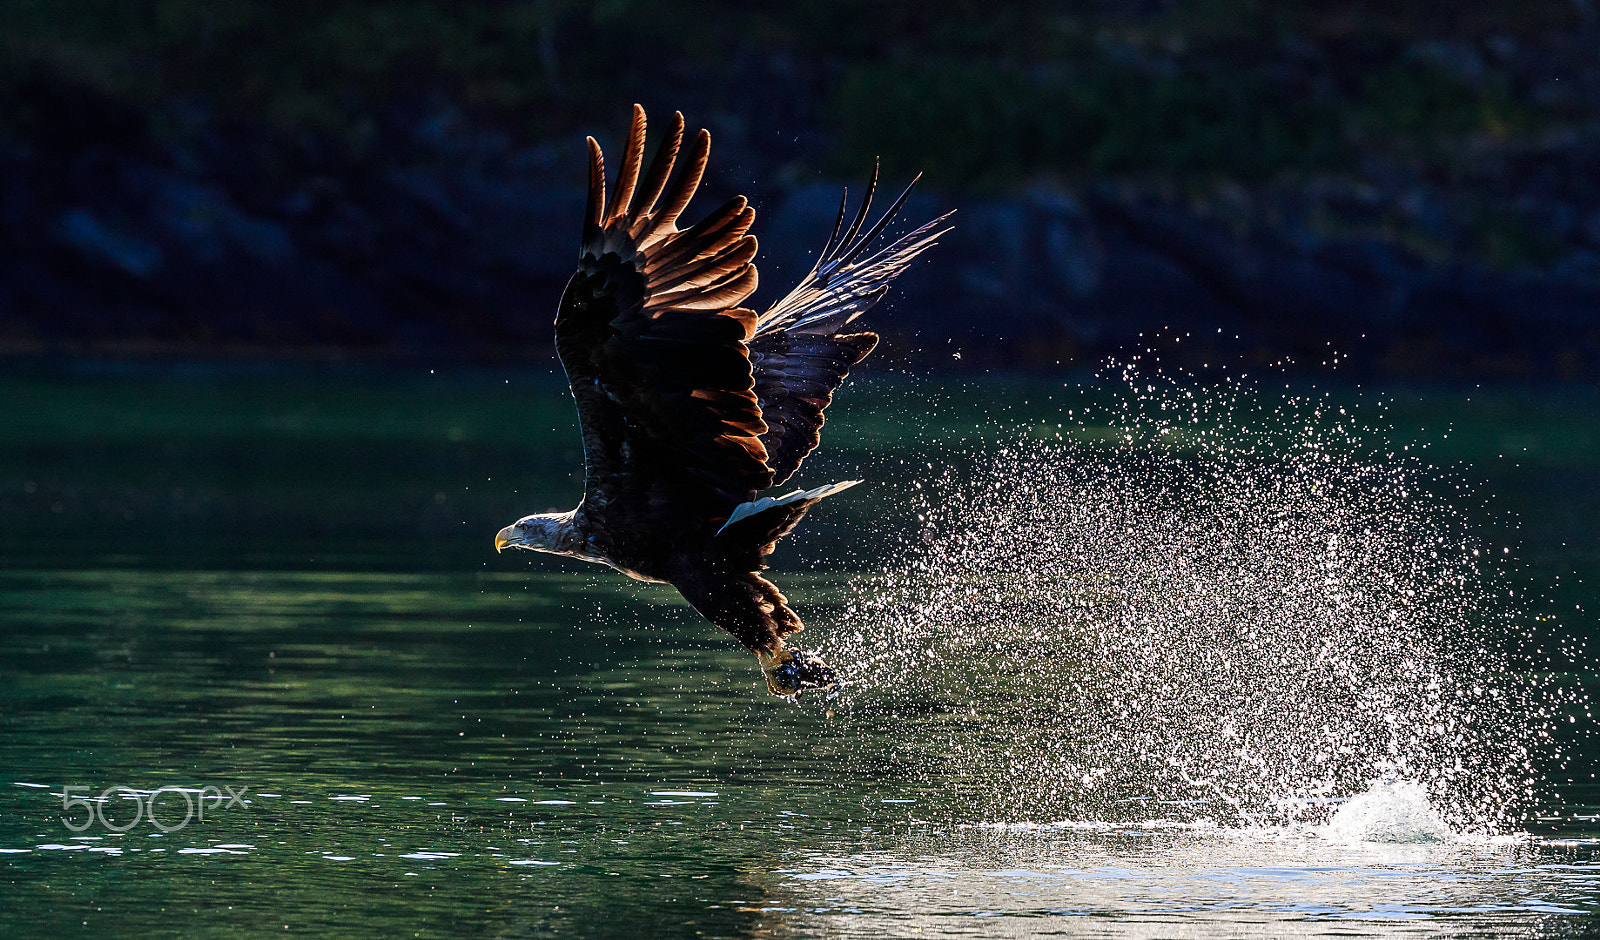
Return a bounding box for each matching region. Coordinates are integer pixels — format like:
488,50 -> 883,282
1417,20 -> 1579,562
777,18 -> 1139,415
2,0 -> 1597,378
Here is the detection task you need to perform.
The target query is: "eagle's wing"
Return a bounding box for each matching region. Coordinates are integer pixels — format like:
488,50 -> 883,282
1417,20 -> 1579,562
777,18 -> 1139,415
751,169 -> 951,486
557,106 -> 774,513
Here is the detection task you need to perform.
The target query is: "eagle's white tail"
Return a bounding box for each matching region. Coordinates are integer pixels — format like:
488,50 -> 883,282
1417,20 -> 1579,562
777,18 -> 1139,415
717,480 -> 861,535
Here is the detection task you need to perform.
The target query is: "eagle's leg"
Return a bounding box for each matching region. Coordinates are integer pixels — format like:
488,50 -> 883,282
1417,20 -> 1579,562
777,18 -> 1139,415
672,569 -> 840,696
756,644 -> 839,696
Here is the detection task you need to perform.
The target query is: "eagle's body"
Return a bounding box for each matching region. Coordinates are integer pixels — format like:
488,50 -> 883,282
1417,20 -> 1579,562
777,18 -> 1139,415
496,106 -> 945,695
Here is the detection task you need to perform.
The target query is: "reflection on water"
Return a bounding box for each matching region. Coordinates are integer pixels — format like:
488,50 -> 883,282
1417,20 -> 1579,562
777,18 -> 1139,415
773,829 -> 1600,938
771,782 -> 1599,936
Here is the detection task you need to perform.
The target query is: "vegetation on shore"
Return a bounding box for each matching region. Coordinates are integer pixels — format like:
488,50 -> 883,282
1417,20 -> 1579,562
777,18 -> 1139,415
3,2 -> 1586,182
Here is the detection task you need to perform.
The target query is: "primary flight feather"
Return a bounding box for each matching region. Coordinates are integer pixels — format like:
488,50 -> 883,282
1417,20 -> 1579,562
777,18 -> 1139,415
495,105 -> 948,695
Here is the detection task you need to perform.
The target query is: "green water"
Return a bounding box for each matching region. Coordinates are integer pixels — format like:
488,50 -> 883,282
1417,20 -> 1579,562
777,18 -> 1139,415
3,364 -> 1599,938
0,567 -> 877,936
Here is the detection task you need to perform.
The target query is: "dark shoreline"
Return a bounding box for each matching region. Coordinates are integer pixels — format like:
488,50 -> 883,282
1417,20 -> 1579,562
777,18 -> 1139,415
4,5 -> 1598,380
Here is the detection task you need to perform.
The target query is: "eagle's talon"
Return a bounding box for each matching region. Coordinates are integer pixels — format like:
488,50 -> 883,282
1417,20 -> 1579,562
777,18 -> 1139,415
762,648 -> 839,696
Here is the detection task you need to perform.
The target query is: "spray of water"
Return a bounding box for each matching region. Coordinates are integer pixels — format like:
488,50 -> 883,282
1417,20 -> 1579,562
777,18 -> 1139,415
823,356 -> 1572,834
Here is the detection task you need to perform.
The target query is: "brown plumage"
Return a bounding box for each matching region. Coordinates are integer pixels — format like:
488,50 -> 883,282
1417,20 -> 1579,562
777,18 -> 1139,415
495,105 -> 948,695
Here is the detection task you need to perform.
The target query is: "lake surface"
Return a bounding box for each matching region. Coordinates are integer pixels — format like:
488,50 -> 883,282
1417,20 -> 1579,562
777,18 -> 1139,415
2,363 -> 1599,937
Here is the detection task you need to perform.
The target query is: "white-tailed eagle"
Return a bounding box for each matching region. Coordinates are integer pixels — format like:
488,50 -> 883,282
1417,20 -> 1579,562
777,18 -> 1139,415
495,105 -> 946,695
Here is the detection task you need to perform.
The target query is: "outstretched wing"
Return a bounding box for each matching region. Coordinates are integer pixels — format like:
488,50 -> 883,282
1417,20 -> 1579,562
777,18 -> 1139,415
751,169 -> 951,485
557,105 -> 774,515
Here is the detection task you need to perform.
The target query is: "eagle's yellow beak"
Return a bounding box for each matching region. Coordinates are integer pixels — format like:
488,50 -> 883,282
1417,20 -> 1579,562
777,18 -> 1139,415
495,525 -> 518,553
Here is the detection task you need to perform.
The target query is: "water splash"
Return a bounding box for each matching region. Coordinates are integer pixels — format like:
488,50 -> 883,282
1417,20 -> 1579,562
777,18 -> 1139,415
824,359 -> 1572,833
1321,778 -> 1454,844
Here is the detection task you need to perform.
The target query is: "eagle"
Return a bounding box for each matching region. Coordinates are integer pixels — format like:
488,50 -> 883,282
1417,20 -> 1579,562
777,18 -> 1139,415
495,105 -> 946,696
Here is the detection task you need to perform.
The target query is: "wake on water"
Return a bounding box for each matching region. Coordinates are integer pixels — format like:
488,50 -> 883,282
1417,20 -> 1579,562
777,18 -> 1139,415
819,355 -> 1579,837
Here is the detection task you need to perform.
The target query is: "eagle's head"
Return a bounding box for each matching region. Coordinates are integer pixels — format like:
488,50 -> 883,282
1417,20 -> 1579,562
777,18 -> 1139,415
494,511 -> 578,555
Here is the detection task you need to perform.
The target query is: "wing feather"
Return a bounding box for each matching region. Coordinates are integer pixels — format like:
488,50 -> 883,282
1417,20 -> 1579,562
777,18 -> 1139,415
584,138 -> 606,232
750,331 -> 879,486
629,113 -> 683,228
752,170 -> 951,485
646,200 -> 754,277
648,128 -> 710,237
603,109 -> 647,229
